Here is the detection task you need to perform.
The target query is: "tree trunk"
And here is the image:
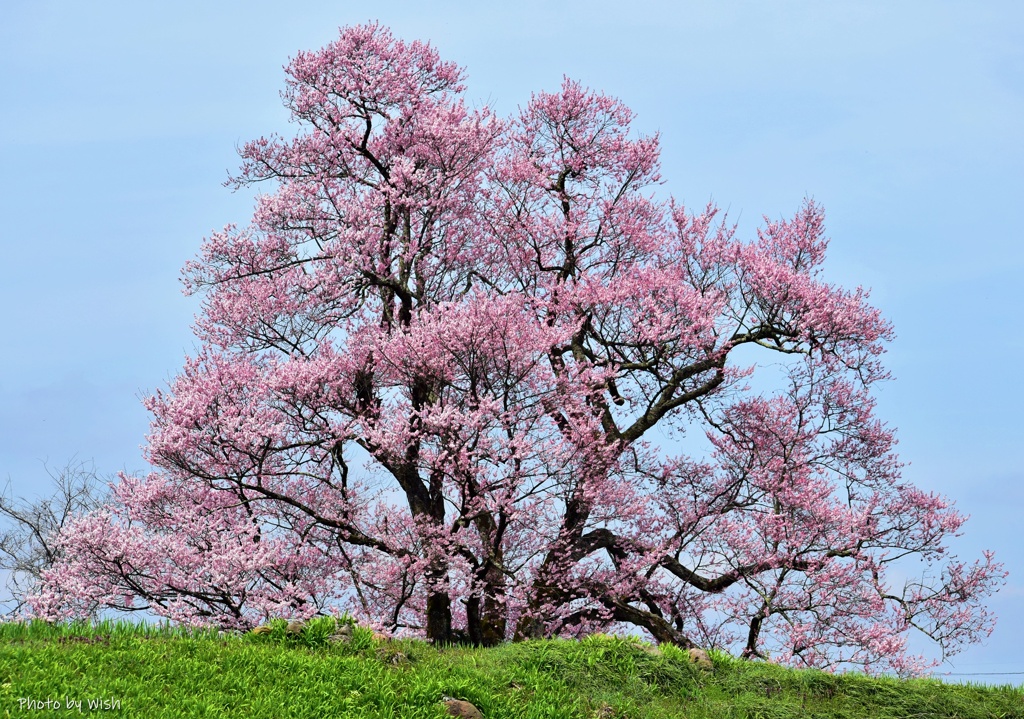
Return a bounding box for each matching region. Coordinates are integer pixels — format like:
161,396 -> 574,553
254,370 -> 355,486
466,561 -> 507,646
425,589 -> 453,644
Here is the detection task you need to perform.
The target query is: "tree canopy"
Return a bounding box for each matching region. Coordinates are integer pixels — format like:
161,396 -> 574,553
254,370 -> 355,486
28,23 -> 1004,675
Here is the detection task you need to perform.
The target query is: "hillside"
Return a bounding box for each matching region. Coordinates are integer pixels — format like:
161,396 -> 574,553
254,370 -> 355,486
1,619 -> 1020,718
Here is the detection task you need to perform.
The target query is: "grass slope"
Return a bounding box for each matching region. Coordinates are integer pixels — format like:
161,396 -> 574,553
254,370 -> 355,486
1,619 -> 1020,718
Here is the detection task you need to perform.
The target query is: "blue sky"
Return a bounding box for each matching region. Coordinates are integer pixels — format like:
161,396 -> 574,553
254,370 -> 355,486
1,1 -> 1021,680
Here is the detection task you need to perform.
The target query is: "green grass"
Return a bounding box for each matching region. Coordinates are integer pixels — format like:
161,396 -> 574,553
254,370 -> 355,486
1,619 -> 1020,718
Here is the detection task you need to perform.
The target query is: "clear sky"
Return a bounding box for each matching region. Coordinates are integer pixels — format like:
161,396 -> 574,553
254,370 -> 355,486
1,0 -> 1021,681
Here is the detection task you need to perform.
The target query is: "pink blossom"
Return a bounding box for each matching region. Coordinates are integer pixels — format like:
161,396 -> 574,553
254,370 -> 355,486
29,23 -> 1005,674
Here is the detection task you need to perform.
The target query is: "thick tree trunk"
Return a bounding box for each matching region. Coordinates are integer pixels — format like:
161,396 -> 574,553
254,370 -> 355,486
512,497 -> 592,641
425,589 -> 453,644
465,561 -> 507,646
478,598 -> 507,646
513,613 -> 546,641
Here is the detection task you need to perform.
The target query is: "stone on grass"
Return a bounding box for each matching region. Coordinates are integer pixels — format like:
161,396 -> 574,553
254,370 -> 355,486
687,648 -> 713,670
286,619 -> 306,635
328,623 -> 353,644
376,646 -> 409,666
442,697 -> 484,719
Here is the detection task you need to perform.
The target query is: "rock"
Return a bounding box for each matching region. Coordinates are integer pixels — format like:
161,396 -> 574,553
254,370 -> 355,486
286,619 -> 306,635
328,623 -> 354,643
371,631 -> 389,642
376,646 -> 409,665
251,625 -> 272,635
442,697 -> 484,719
687,648 -> 713,671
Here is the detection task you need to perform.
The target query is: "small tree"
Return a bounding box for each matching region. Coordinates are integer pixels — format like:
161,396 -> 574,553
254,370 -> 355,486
0,460 -> 108,618
30,23 -> 1004,674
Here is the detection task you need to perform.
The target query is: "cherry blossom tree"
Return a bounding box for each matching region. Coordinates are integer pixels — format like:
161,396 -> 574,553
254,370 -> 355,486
28,23 -> 1004,674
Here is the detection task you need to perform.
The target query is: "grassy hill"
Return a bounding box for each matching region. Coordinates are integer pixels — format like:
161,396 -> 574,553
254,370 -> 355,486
1,618 -> 1020,718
